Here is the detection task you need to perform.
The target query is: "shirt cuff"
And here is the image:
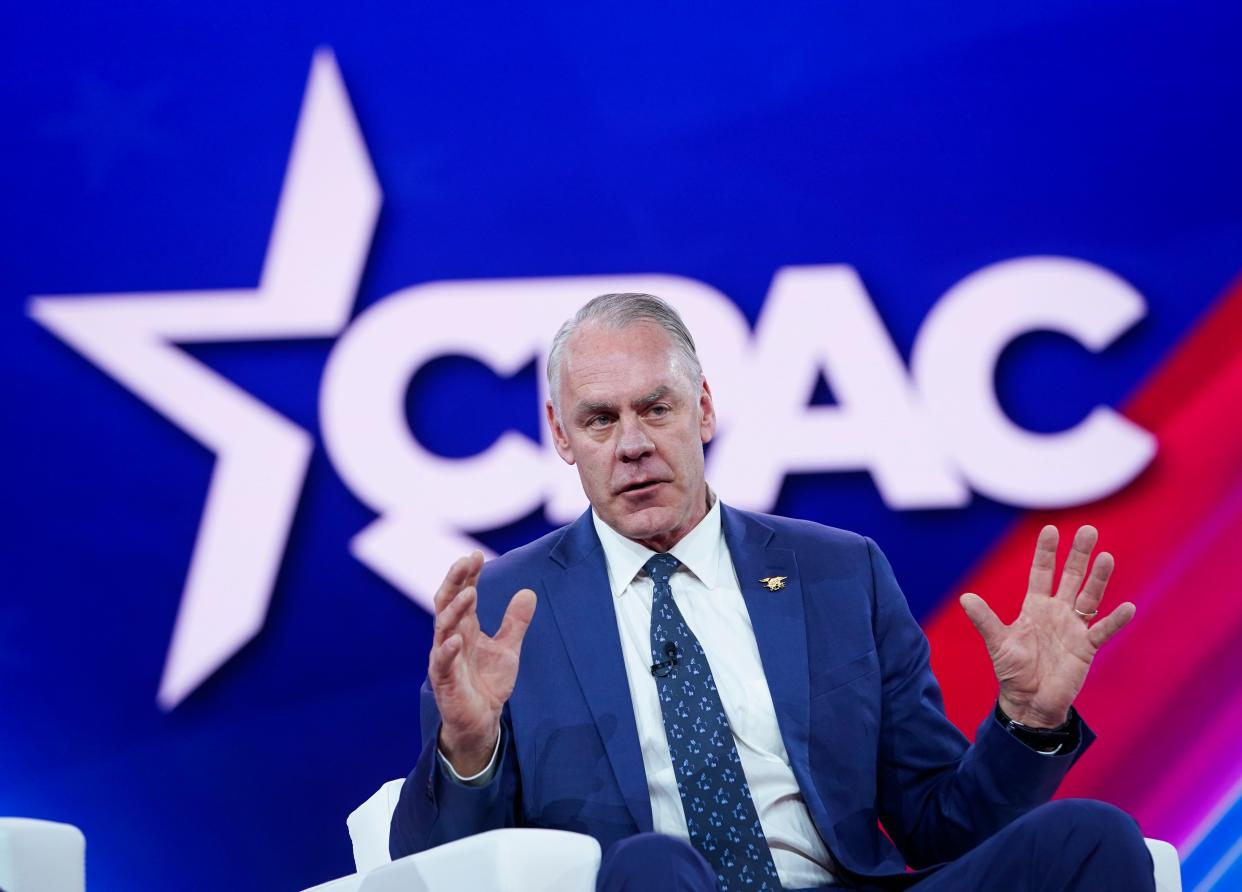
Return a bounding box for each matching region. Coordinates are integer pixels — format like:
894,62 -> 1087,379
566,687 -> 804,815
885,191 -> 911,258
437,729 -> 502,787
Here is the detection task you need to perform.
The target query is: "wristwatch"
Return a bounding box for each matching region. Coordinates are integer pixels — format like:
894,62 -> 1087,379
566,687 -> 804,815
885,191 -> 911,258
994,702 -> 1080,755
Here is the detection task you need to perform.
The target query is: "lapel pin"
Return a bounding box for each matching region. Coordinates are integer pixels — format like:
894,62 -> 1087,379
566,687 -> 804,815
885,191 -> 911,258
758,576 -> 787,592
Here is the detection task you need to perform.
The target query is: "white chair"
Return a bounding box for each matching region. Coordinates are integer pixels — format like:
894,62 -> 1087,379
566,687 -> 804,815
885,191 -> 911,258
297,781 -> 599,892
348,779 -> 406,875
304,826 -> 600,892
1146,839 -> 1183,892
306,778 -> 1182,892
0,818 -> 86,892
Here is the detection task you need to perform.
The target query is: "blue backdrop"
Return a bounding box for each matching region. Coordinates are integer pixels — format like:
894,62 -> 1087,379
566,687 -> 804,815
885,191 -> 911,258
5,3 -> 1242,889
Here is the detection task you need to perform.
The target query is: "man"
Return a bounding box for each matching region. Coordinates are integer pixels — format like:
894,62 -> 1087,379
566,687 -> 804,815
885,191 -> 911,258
390,293 -> 1154,891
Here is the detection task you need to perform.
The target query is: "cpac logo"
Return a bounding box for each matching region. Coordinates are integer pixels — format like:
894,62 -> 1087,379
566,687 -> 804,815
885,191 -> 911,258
29,51 -> 1154,709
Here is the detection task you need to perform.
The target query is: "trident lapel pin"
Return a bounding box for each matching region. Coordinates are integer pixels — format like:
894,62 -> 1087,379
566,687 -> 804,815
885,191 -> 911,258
758,576 -> 787,592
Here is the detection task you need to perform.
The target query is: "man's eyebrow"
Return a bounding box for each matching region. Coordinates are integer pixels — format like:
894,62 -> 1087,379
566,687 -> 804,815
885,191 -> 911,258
574,399 -> 617,418
632,385 -> 672,409
573,386 -> 674,419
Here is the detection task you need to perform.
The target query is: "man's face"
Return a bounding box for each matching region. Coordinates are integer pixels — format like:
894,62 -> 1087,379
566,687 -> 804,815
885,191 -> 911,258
547,321 -> 716,552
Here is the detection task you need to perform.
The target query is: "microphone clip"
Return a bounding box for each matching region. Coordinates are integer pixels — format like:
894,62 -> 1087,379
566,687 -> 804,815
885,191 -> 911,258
650,641 -> 681,678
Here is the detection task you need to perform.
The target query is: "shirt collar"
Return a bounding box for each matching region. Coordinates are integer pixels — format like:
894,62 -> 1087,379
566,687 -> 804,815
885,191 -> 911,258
591,491 -> 724,598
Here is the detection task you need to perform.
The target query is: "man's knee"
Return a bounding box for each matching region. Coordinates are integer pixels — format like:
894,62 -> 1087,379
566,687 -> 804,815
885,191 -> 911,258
1020,799 -> 1153,889
1026,799 -> 1145,848
596,833 -> 716,892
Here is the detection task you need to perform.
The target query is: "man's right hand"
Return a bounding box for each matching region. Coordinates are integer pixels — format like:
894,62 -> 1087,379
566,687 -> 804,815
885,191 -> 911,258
428,551 -> 537,777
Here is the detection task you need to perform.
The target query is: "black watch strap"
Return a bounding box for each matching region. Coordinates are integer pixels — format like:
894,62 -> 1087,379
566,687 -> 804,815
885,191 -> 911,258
994,702 -> 1080,755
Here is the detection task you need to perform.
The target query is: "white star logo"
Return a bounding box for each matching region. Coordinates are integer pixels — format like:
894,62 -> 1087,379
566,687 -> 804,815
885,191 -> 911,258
29,50 -> 381,709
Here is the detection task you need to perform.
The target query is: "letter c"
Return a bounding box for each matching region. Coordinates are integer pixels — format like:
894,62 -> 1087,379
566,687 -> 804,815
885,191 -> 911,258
911,256 -> 1155,508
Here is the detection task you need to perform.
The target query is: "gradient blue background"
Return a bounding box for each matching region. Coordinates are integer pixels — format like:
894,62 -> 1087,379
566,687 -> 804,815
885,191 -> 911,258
4,2 -> 1241,889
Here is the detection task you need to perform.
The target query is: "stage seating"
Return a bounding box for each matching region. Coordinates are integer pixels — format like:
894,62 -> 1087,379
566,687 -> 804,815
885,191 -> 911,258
296,778 -> 1184,891
303,822 -> 598,891
0,818 -> 85,892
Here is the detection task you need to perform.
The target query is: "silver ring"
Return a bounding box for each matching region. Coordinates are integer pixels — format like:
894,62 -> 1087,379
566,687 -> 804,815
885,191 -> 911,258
1073,607 -> 1098,620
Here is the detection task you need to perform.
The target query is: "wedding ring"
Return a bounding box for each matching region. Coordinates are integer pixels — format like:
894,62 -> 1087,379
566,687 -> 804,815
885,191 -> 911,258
1073,607 -> 1099,620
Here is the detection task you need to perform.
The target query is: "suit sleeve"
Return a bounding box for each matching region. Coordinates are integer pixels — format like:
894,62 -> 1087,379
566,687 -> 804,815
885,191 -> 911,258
866,537 -> 1094,868
388,677 -> 523,859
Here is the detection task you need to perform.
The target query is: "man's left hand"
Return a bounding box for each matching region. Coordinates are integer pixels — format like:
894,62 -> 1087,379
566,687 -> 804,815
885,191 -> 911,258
960,524 -> 1136,729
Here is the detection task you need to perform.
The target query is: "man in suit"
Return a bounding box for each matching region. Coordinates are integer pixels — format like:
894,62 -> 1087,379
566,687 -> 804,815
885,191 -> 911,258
390,293 -> 1154,890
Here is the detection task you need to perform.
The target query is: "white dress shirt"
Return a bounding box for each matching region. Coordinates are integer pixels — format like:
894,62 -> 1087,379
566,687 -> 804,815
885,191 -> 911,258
592,498 -> 837,888
440,497 -> 837,887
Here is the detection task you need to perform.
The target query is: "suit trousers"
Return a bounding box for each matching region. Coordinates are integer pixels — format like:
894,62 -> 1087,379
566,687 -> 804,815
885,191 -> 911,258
595,799 -> 1155,892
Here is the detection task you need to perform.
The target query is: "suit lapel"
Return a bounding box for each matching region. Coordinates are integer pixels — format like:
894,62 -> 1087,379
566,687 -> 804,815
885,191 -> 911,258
542,512 -> 653,833
721,505 -> 812,775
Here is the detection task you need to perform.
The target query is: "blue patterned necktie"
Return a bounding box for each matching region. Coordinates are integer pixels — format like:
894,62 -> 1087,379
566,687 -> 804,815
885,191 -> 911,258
645,553 -> 782,892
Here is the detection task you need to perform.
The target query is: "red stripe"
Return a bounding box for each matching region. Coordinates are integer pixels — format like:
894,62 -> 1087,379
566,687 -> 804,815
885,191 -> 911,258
1060,472 -> 1242,839
1143,693 -> 1242,854
924,274 -> 1242,841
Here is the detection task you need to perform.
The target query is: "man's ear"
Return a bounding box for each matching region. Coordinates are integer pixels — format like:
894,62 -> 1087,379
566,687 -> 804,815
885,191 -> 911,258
546,400 -> 576,465
699,377 -> 717,445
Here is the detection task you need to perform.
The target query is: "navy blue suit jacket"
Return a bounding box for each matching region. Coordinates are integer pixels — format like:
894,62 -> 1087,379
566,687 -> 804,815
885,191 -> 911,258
390,506 -> 1091,883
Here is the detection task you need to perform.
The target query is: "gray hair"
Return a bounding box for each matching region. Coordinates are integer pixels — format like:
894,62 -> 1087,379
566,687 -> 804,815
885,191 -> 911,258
547,292 -> 703,418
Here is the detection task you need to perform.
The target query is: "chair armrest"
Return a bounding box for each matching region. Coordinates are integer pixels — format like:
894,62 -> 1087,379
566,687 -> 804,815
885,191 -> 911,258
0,819 -> 85,892
310,828 -> 600,892
1145,838 -> 1182,892
364,828 -> 599,892
347,778 -> 407,873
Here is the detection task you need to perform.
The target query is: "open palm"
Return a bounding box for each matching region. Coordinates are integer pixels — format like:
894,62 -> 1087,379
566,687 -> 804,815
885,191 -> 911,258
960,525 -> 1135,728
429,551 -> 537,774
